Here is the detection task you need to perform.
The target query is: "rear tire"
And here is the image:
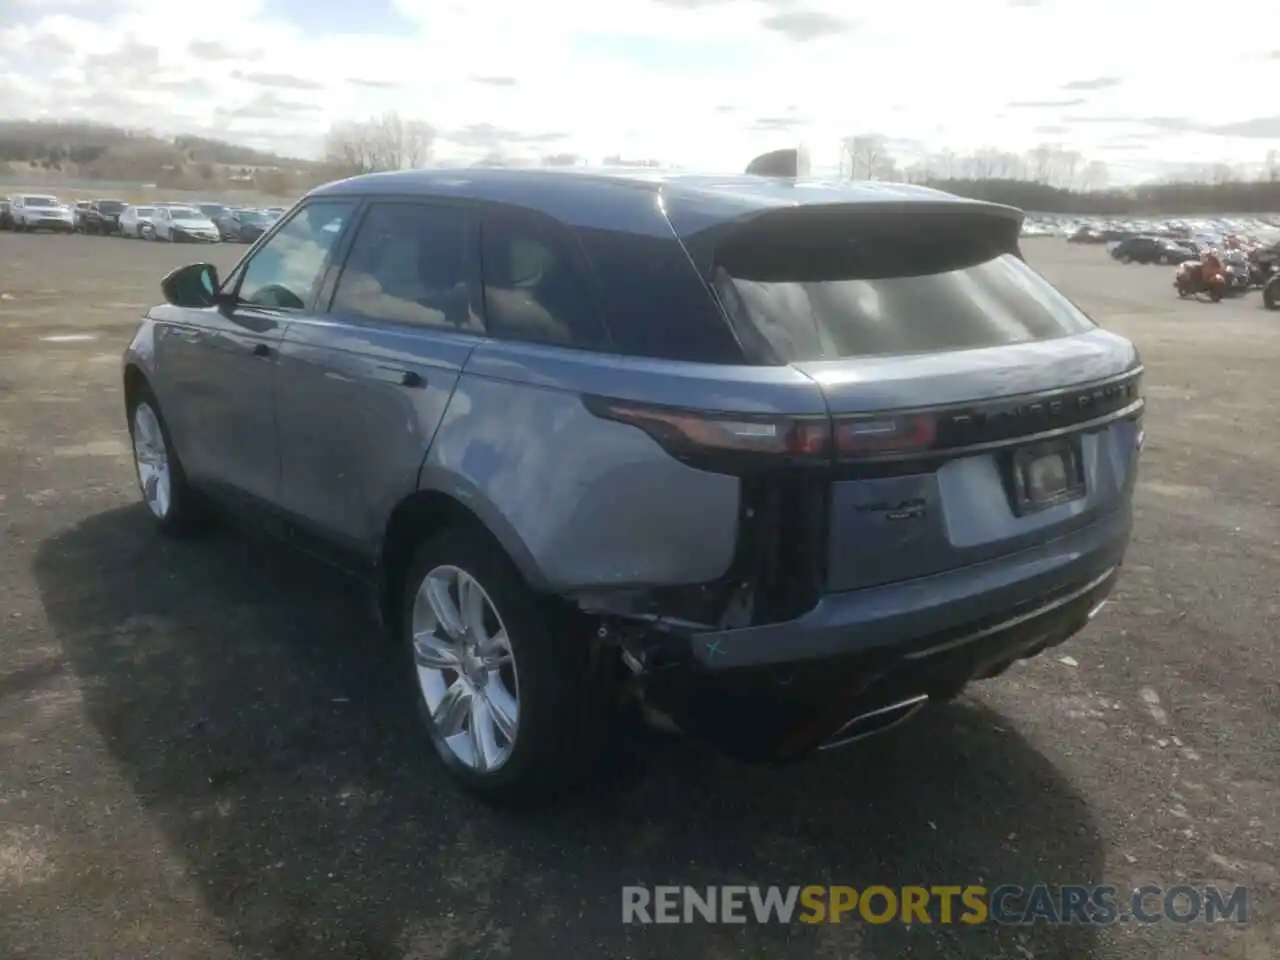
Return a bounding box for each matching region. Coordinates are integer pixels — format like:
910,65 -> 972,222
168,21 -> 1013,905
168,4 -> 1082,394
399,527 -> 613,804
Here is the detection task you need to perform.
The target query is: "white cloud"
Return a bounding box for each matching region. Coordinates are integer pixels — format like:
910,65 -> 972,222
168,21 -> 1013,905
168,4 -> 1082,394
0,0 -> 1276,182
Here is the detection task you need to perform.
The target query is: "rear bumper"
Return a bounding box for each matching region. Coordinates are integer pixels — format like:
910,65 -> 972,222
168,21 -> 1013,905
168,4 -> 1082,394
691,502 -> 1130,670
639,505 -> 1131,760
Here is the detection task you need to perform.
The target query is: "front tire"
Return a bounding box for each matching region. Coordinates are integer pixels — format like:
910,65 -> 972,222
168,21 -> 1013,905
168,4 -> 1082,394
127,388 -> 205,536
400,528 -> 612,804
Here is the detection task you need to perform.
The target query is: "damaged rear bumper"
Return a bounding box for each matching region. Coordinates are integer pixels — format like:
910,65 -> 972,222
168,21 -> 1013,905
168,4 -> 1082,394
620,505 -> 1130,762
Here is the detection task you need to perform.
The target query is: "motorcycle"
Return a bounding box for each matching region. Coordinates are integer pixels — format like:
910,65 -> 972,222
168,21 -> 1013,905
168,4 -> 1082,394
1174,260 -> 1230,301
1250,246 -> 1280,288
1221,251 -> 1254,293
1264,272 -> 1280,311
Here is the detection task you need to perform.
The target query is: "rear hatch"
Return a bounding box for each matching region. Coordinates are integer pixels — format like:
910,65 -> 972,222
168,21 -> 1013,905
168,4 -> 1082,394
704,202 -> 1144,592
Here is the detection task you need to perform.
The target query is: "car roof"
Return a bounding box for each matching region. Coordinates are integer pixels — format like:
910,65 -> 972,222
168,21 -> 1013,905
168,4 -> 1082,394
305,167 -> 1020,237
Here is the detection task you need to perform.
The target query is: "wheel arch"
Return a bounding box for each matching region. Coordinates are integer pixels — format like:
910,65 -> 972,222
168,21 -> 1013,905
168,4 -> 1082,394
122,362 -> 150,415
378,476 -> 552,633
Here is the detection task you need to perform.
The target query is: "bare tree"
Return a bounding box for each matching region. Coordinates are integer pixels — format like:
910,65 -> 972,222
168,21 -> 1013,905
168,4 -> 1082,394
1210,163 -> 1238,185
1081,160 -> 1110,191
1027,144 -> 1055,184
1050,149 -> 1082,188
322,111 -> 435,175
843,135 -> 894,180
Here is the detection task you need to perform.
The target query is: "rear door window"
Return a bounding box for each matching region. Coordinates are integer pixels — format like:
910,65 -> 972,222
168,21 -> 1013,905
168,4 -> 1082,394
711,231 -> 1097,363
480,214 -> 609,350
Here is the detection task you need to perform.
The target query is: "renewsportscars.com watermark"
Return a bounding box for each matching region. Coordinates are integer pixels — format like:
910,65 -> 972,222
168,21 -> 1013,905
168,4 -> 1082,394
622,885 -> 1249,926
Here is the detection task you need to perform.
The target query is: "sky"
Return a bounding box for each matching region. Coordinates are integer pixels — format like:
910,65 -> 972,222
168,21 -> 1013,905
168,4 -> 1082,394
0,0 -> 1277,183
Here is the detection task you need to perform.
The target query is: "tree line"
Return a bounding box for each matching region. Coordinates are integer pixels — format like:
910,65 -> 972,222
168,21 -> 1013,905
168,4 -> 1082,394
318,119 -> 1280,215
4,115 -> 1277,214
842,136 -> 1280,215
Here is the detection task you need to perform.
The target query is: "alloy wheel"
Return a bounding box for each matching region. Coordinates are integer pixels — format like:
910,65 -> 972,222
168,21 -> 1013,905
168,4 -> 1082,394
131,402 -> 172,519
411,565 -> 520,772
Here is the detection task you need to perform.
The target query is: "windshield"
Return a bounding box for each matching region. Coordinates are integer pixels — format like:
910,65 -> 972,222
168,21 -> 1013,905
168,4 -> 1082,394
167,207 -> 202,219
24,196 -> 58,206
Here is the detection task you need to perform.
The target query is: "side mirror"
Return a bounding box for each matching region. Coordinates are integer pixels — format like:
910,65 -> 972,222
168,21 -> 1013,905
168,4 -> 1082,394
161,262 -> 220,308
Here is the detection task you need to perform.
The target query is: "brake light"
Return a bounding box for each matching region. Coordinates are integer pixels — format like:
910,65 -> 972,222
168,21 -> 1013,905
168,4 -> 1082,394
582,396 -> 829,472
833,412 -> 937,457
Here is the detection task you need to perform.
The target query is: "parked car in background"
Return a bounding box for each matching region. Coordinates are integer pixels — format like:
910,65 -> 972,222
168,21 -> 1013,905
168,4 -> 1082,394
1111,235 -> 1195,265
119,205 -> 158,239
0,199 -> 12,230
195,202 -> 230,223
213,207 -> 271,243
71,200 -> 93,231
84,199 -> 128,235
124,156 -> 1144,801
262,206 -> 287,220
148,205 -> 220,242
10,195 -> 74,233
1068,227 -> 1107,244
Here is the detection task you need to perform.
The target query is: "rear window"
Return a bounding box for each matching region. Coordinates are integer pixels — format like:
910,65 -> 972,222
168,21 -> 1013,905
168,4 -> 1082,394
711,238 -> 1096,363
99,200 -> 126,213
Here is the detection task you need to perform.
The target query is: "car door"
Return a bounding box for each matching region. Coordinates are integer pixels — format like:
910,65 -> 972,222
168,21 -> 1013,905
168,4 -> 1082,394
156,199 -> 357,506
274,199 -> 482,555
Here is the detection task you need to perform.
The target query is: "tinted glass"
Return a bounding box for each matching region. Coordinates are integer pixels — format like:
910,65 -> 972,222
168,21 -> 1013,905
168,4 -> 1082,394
135,207 -> 154,216
332,203 -> 479,331
99,201 -> 125,213
573,227 -> 743,363
481,216 -> 608,349
713,252 -> 1096,362
238,201 -> 354,310
24,196 -> 57,205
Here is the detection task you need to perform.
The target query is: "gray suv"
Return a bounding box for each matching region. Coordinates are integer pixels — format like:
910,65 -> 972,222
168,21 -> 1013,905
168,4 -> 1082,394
122,154 -> 1144,802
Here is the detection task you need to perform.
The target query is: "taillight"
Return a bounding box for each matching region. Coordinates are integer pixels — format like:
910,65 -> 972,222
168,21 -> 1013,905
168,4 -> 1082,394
582,396 -> 829,473
833,412 -> 937,458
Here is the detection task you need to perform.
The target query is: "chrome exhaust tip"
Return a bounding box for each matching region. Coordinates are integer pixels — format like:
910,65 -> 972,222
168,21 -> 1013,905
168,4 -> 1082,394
818,694 -> 930,751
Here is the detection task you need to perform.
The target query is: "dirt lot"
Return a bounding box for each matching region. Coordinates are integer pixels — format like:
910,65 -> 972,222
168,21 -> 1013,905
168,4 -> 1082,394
0,233 -> 1277,960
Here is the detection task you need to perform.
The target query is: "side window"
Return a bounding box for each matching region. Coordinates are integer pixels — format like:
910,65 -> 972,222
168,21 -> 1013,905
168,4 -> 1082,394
480,215 -> 609,350
237,201 -> 355,310
331,202 -> 479,331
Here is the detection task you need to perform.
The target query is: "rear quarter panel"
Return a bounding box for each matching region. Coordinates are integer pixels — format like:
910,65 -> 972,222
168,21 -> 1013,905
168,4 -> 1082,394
426,341 -> 824,593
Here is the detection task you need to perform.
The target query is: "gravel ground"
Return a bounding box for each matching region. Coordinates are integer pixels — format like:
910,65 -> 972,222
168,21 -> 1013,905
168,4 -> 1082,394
0,232 -> 1276,960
